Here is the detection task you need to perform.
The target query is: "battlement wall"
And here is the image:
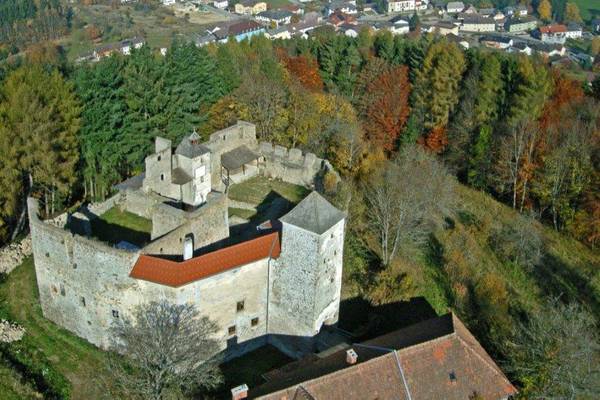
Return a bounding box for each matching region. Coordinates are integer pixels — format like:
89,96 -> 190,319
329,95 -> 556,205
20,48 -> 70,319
258,142 -> 337,188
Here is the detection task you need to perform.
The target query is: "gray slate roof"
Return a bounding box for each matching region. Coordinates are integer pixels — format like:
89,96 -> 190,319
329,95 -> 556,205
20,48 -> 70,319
176,131 -> 210,159
280,191 -> 345,235
114,172 -> 145,191
221,145 -> 260,171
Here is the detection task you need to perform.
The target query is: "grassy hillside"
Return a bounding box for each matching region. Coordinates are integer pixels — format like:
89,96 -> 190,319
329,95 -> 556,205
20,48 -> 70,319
413,184 -> 600,358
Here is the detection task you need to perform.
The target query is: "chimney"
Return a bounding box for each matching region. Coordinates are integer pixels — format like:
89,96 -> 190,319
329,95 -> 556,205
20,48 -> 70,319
346,348 -> 358,365
231,384 -> 249,400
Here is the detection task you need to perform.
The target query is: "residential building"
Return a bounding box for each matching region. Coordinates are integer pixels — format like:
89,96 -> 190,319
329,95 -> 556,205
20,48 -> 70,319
463,4 -> 477,14
256,10 -> 294,26
213,0 -> 228,9
92,37 -> 145,60
213,20 -> 266,42
328,11 -> 356,27
446,1 -> 465,13
515,4 -> 528,16
385,0 -> 427,13
480,34 -> 513,49
492,11 -> 505,21
535,23 -> 582,44
234,0 -> 267,15
592,18 -> 600,33
530,41 -> 566,57
504,16 -> 537,32
280,4 -> 303,15
460,15 -> 495,32
250,313 -> 518,400
479,7 -> 495,16
325,1 -> 358,15
506,41 -> 532,55
265,26 -> 292,39
424,20 -> 459,35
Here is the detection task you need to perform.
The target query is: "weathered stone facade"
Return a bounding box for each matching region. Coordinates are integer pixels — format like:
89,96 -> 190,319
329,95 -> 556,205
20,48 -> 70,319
29,121 -> 345,361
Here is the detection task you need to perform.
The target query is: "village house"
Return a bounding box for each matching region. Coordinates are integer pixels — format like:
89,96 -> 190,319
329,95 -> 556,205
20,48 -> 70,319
325,1 -> 358,16
328,11 -> 357,27
480,34 -> 513,49
463,4 -> 477,14
592,18 -> 600,33
234,0 -> 267,15
265,26 -> 292,40
479,7 -> 495,17
530,42 -> 566,57
244,313 -> 518,400
507,41 -> 533,56
92,37 -> 145,61
213,0 -> 228,9
256,10 -> 294,27
504,16 -> 537,33
208,20 -> 266,42
423,20 -> 459,35
384,0 -> 426,13
535,23 -> 582,44
460,15 -> 496,32
446,1 -> 465,13
280,4 -> 303,16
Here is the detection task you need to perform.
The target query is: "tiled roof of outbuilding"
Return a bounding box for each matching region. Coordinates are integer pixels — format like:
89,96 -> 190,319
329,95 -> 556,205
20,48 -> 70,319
130,231 -> 280,287
253,313 -> 518,400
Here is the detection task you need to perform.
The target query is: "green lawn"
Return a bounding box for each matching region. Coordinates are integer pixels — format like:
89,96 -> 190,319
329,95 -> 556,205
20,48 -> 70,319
573,0 -> 600,22
228,207 -> 257,220
0,257 -> 122,399
0,360 -> 40,400
228,177 -> 309,206
90,207 -> 152,247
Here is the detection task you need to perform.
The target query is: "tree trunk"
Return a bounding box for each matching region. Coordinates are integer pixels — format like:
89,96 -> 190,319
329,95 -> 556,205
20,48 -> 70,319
10,174 -> 33,241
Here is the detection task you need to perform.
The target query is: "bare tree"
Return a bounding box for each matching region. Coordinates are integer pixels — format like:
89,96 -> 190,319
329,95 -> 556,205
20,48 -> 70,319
108,300 -> 222,400
506,299 -> 600,399
365,146 -> 456,266
490,214 -> 543,271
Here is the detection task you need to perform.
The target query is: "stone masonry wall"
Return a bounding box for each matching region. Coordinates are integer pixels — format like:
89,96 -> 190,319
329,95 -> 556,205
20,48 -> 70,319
0,235 -> 32,274
259,142 -> 336,188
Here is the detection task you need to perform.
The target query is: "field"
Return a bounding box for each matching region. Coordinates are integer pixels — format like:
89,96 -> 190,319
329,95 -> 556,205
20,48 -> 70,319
62,3 -> 230,60
573,0 -> 600,22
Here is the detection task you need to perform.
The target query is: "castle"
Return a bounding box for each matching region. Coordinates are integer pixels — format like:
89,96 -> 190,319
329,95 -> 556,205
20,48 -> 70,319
27,121 -> 345,359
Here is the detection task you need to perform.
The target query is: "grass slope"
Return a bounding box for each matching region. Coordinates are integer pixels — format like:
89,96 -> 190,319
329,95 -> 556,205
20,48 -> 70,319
573,0 -> 600,22
0,258 -> 120,400
90,207 -> 152,247
418,184 -> 600,336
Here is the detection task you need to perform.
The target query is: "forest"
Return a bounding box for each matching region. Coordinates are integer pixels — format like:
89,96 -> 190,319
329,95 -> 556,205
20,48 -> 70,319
0,27 -> 599,398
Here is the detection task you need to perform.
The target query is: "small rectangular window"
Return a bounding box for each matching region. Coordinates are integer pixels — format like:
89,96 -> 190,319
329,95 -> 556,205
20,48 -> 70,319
251,317 -> 259,327
228,325 -> 236,335
80,296 -> 86,307
237,301 -> 245,312
112,310 -> 119,318
60,284 -> 65,296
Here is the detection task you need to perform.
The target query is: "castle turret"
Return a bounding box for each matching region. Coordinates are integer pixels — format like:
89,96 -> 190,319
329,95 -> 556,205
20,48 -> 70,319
268,192 -> 345,356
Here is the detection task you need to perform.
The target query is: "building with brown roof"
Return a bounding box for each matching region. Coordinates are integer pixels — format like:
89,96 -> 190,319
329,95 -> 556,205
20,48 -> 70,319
28,121 -> 345,361
248,313 -> 517,400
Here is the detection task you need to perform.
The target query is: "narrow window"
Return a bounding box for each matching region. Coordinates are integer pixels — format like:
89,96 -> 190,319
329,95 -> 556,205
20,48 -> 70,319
112,310 -> 119,318
228,325 -> 236,335
73,263 -> 77,269
80,296 -> 86,307
236,301 -> 245,312
45,252 -> 50,258
60,284 -> 65,296
251,317 -> 259,327
160,174 -> 165,181
157,155 -> 161,161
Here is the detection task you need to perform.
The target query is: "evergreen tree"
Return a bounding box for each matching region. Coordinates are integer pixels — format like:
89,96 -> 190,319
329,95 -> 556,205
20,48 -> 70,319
0,65 -> 79,237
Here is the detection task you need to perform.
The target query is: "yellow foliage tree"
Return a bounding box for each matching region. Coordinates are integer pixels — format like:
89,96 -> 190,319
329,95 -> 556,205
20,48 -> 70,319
564,2 -> 582,23
537,0 -> 552,22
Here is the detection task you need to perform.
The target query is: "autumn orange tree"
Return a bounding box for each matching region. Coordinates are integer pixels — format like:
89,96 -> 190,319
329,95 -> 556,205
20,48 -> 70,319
278,52 -> 324,92
359,65 -> 411,152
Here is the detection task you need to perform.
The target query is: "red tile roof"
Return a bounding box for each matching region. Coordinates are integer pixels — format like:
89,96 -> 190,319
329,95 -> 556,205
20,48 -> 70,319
253,313 -> 517,400
540,24 -> 567,33
130,232 -> 280,287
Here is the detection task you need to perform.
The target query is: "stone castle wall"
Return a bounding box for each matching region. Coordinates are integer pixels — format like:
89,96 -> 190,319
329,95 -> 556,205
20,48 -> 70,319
27,197 -> 272,353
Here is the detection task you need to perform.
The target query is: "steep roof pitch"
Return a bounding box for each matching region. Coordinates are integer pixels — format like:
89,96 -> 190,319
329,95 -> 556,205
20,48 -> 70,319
130,232 -> 280,287
253,313 -> 517,400
176,131 -> 210,159
280,192 -> 345,235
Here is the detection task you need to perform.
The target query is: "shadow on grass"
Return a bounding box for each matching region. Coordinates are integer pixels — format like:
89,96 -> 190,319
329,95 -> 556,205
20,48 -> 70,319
532,252 -> 600,318
89,218 -> 151,247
